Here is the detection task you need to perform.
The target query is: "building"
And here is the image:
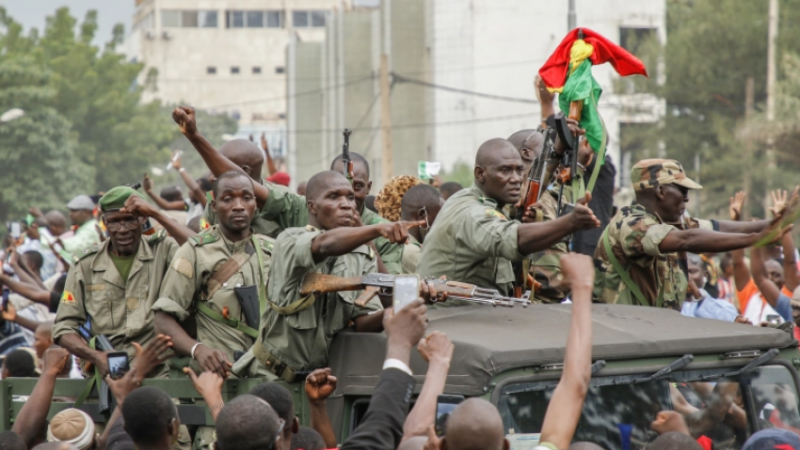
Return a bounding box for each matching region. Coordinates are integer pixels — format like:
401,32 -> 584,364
287,0 -> 666,190
124,0 -> 351,156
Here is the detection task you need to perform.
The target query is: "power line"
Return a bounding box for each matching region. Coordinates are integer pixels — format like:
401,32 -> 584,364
393,73 -> 539,105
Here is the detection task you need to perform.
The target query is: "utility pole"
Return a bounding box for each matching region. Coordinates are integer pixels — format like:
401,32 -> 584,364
765,0 -> 778,208
743,76 -> 755,220
568,0 -> 577,31
379,53 -> 393,183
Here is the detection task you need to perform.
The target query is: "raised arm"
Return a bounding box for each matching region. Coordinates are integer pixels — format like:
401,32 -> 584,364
535,76 -> 556,128
539,254 -> 594,450
0,273 -> 52,306
750,246 -> 785,314
143,174 -> 186,211
401,332 -> 454,441
305,368 -> 339,448
122,195 -> 194,246
7,247 -> 46,290
658,227 -> 770,254
12,347 -> 70,448
782,232 -> 799,293
518,193 -> 600,255
261,133 -> 278,176
172,106 -> 271,206
173,155 -> 207,208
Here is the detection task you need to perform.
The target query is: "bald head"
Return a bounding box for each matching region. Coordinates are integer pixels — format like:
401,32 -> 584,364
220,139 -> 264,181
475,138 -> 520,168
507,129 -> 544,166
44,210 -> 66,235
442,398 -> 506,450
473,138 -> 524,207
306,171 -> 351,201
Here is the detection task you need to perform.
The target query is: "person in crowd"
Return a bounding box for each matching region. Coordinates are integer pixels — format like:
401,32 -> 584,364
398,184 -> 445,274
507,129 -> 543,175
232,170 -> 418,379
33,322 -> 54,360
61,195 -> 101,258
438,182 -> 462,201
214,395 -> 285,450
594,167 -> 791,309
172,106 -> 404,273
53,187 -> 190,378
646,432 -> 703,450
296,181 -> 308,197
18,220 -> 58,281
142,180 -> 189,226
681,253 -> 746,323
119,386 -> 181,450
417,137 -> 599,304
2,349 -> 37,378
249,382 -> 298,449
717,252 -> 735,303
375,176 -> 423,222
290,427 -> 327,450
154,171 -> 274,379
741,428 -> 800,450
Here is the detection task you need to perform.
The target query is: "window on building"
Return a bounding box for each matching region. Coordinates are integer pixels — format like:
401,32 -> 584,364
161,10 -> 217,28
231,66 -> 240,74
311,11 -> 327,27
292,10 -> 326,27
275,66 -> 285,74
227,10 -> 284,28
292,11 -> 308,27
252,66 -> 262,74
207,66 -> 217,75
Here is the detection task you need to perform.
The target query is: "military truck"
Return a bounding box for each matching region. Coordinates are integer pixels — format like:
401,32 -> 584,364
1,304 -> 798,450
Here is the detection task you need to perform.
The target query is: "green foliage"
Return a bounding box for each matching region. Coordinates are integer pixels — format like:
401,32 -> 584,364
622,0 -> 800,219
440,161 -> 473,188
0,6 -> 188,225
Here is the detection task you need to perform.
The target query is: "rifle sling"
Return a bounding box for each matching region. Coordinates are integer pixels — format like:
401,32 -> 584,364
601,229 -> 661,308
203,243 -> 255,301
196,302 -> 258,339
253,337 -> 303,383
267,293 -> 317,316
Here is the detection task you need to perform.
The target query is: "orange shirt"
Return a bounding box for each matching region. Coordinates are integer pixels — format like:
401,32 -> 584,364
737,278 -> 792,313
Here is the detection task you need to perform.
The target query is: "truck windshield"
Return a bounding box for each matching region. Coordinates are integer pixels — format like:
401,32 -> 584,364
498,364 -> 800,450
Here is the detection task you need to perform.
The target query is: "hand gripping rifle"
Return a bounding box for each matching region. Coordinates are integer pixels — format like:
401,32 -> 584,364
300,273 -> 531,308
342,129 -> 353,185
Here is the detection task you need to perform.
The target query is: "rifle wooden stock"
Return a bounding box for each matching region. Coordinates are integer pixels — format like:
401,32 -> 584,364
300,273 -> 364,295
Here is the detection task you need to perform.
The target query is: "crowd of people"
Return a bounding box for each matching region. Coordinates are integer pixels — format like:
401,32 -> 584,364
0,75 -> 799,450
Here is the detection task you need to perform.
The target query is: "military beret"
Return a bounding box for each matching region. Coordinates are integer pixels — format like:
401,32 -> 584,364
99,186 -> 147,212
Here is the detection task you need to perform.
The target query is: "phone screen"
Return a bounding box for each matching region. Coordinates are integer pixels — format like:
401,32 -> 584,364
393,275 -> 419,312
435,395 -> 465,437
766,314 -> 781,325
9,222 -> 20,240
107,352 -> 130,379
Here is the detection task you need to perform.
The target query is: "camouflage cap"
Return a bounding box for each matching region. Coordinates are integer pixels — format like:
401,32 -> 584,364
98,186 -> 146,212
631,159 -> 702,192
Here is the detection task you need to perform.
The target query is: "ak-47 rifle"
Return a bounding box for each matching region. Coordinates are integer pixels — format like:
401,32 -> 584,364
300,273 -> 531,308
342,128 -> 353,184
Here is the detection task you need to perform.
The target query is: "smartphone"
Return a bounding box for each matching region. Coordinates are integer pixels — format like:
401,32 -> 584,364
435,394 -> 465,437
9,222 -> 20,240
1,287 -> 9,313
393,274 -> 420,312
107,352 -> 130,379
766,314 -> 781,325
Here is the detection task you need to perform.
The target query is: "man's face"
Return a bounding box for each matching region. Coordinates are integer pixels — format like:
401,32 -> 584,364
425,198 -> 446,226
309,178 -> 356,230
33,330 -> 52,359
331,160 -> 371,212
657,184 -> 689,224
212,177 -> 257,235
68,209 -> 92,227
476,150 -> 524,206
765,260 -> 784,288
103,210 -> 143,257
687,260 -> 705,293
518,133 -> 544,170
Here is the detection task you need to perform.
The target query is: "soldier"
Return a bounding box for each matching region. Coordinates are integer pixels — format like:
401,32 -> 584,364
233,170 -> 418,380
53,187 -> 192,377
593,159 -> 791,309
153,171 -> 274,379
399,184 -> 445,274
416,138 -> 600,306
172,106 -> 405,274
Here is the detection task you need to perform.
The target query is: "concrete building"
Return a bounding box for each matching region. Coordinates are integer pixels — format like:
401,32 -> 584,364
287,0 -> 666,189
124,0 -> 350,155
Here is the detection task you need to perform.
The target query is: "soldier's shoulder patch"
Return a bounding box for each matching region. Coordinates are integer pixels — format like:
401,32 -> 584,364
478,196 -> 498,208
171,256 -> 194,279
73,245 -> 99,263
190,230 -> 219,246
485,208 -> 507,220
255,234 -> 276,253
147,229 -> 167,245
61,290 -> 76,304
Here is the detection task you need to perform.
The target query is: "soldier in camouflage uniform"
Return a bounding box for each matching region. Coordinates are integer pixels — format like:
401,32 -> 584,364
417,138 -> 600,305
154,171 -> 273,379
594,159 -> 787,309
54,186 -> 193,378
232,171 -> 412,380
171,106 -> 404,273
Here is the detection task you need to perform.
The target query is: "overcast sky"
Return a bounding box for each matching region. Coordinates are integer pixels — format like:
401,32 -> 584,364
4,0 -> 135,47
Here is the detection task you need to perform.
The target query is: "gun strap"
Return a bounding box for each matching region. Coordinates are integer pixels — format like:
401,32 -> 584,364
602,229 -> 650,308
253,338 -> 302,383
196,302 -> 258,338
267,293 -> 317,316
203,235 -> 267,313
74,337 -> 100,408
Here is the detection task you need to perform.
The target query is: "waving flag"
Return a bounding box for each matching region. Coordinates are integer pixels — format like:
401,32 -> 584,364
539,28 -> 648,153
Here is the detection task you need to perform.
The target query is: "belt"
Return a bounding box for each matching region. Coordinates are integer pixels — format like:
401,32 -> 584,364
253,338 -> 308,383
196,302 -> 258,339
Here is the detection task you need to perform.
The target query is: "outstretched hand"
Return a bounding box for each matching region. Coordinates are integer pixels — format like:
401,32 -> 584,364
569,193 -> 600,231
172,106 -> 198,137
729,191 -> 746,221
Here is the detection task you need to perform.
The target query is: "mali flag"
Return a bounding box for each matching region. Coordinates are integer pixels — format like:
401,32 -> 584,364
538,28 -> 648,153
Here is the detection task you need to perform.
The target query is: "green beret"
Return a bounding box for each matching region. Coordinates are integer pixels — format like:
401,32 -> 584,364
99,186 -> 147,212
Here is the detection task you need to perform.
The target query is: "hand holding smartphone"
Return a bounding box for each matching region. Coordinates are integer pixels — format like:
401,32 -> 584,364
393,275 -> 420,312
107,352 -> 130,379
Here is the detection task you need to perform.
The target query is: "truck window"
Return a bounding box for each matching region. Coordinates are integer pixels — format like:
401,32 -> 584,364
498,364 -> 800,450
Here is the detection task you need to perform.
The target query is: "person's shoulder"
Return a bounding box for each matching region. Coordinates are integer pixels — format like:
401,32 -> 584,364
71,241 -> 103,266
252,233 -> 276,254
361,208 -> 388,225
146,229 -> 170,246
189,226 -> 222,247
277,226 -> 315,241
612,204 -> 659,235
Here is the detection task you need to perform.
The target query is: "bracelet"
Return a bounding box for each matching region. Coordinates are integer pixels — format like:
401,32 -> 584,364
191,342 -> 205,360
